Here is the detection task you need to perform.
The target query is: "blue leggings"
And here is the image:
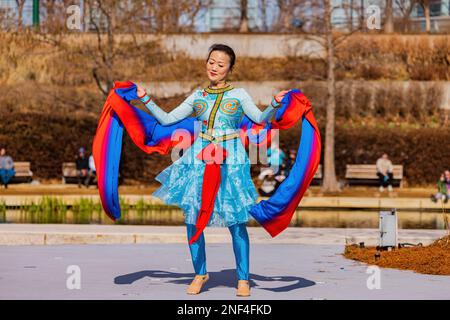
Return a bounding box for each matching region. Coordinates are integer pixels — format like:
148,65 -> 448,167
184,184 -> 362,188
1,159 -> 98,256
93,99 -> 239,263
186,223 -> 249,280
0,169 -> 15,185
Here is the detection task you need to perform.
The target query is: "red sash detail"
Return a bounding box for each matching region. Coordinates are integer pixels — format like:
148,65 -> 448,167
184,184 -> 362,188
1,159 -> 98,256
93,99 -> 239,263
188,143 -> 228,244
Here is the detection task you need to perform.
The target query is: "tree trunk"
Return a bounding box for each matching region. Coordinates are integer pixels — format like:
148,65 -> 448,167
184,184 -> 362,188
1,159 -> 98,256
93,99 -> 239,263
260,0 -> 268,32
15,0 -> 25,30
276,0 -> 290,32
384,0 -> 394,33
321,0 -> 340,193
239,0 -> 249,32
424,3 -> 431,33
359,0 -> 365,30
349,0 -> 354,32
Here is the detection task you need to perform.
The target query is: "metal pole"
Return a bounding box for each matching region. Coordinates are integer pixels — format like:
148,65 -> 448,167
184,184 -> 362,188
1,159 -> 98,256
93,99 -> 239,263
32,0 -> 40,28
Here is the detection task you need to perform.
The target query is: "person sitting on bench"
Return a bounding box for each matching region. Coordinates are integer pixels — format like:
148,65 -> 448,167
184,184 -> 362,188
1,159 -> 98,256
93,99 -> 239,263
376,153 -> 394,192
431,170 -> 450,204
257,167 -> 277,197
75,147 -> 90,188
0,147 -> 15,189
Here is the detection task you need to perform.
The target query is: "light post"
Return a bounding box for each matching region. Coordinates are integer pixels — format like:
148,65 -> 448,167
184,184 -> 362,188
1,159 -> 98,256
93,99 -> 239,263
32,0 -> 40,28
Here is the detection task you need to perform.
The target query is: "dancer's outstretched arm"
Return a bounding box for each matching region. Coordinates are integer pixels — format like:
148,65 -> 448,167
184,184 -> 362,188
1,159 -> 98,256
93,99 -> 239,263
137,86 -> 195,126
240,89 -> 288,124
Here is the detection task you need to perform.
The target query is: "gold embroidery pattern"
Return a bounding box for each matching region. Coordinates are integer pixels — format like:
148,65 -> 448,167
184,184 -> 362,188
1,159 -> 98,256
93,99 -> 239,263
219,98 -> 239,115
193,99 -> 207,117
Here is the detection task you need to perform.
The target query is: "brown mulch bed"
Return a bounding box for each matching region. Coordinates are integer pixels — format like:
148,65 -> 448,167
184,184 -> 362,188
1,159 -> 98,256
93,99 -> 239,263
344,236 -> 450,275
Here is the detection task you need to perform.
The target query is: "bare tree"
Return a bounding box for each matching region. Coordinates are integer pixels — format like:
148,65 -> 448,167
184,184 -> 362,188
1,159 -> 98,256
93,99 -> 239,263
142,0 -> 208,33
39,0 -> 77,33
358,0 -> 365,29
239,0 -> 249,32
417,0 -> 431,32
85,0 -> 117,95
259,0 -> 269,32
322,0 -> 340,192
275,0 -> 303,32
15,0 -> 26,30
28,0 -> 209,97
395,0 -> 417,32
384,0 -> 394,33
300,0 -> 365,193
0,4 -> 16,30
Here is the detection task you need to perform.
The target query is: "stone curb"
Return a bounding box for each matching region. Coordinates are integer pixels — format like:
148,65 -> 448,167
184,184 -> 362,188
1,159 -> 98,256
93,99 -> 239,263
0,225 -> 446,246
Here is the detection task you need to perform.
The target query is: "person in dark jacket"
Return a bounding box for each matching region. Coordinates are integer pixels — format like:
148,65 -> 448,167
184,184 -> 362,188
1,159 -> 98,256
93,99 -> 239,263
75,147 -> 90,188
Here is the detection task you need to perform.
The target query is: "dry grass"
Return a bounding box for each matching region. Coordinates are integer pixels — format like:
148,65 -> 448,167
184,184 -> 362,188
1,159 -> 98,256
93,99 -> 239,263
336,35 -> 450,81
1,33 -> 449,88
344,235 -> 450,275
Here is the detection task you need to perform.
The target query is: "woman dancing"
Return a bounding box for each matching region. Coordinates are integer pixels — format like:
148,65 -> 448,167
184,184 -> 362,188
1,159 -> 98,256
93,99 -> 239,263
136,44 -> 288,297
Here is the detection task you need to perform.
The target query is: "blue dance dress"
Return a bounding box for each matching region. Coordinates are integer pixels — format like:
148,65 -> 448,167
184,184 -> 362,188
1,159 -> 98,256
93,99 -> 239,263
140,84 -> 280,227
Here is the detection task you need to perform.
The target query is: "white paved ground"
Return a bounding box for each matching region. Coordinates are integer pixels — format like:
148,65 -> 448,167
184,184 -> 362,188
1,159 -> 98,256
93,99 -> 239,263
1,243 -> 449,300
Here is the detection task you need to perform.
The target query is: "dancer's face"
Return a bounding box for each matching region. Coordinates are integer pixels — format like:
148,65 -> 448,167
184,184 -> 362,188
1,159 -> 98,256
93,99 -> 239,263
206,50 -> 231,84
0,148 -> 5,156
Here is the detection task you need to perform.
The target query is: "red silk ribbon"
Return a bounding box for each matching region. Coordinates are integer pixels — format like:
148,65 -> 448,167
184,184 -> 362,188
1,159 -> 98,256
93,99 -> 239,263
188,142 -> 228,245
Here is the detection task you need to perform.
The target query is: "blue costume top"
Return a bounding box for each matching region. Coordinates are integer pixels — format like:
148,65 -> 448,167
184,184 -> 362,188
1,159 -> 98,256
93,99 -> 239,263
94,81 -> 321,238
140,84 -> 280,227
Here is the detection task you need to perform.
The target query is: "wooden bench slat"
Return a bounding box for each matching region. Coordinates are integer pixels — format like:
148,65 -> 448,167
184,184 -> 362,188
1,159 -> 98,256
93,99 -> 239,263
9,161 -> 33,183
345,164 -> 404,187
11,162 -> 33,176
62,162 -> 96,185
62,162 -> 78,177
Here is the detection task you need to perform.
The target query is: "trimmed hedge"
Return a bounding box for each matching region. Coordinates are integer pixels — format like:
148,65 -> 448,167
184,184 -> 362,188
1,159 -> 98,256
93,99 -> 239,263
1,112 -> 448,186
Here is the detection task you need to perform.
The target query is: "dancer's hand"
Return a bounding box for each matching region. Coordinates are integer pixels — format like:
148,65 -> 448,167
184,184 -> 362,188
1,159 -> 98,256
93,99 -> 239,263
274,90 -> 289,103
136,84 -> 147,98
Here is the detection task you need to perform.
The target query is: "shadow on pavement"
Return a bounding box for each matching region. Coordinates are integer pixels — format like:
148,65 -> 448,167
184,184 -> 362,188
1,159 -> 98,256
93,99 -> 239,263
114,269 -> 315,293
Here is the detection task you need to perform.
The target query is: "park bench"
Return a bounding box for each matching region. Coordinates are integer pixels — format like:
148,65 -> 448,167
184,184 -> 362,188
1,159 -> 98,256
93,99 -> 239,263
10,161 -> 33,183
62,162 -> 78,184
256,164 -> 322,186
61,162 -> 99,185
311,164 -> 322,185
345,164 -> 404,188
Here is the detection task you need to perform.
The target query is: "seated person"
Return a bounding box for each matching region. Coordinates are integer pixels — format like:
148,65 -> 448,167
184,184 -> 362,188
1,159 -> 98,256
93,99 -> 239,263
431,170 -> 450,203
274,169 -> 286,189
88,154 -> 97,186
0,147 -> 15,189
376,153 -> 394,192
75,147 -> 90,188
257,167 -> 277,197
267,141 -> 286,176
284,149 -> 296,176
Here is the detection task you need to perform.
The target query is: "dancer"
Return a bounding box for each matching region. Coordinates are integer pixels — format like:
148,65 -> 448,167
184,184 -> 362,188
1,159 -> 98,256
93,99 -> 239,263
93,44 -> 321,298
136,44 -> 288,296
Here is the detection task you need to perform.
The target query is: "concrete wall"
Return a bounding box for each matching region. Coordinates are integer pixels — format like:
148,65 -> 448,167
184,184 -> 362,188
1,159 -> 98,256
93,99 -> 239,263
157,34 -> 450,59
159,34 -> 326,58
69,33 -> 450,59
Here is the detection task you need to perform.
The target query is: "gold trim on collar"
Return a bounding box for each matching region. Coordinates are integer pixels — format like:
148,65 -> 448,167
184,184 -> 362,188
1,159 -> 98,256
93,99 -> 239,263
204,84 -> 234,94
